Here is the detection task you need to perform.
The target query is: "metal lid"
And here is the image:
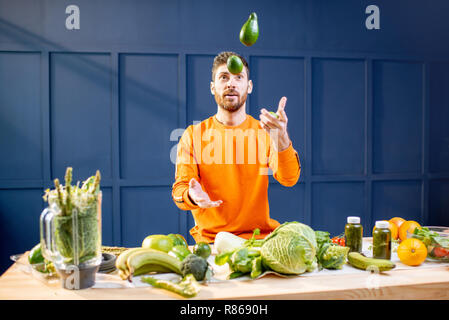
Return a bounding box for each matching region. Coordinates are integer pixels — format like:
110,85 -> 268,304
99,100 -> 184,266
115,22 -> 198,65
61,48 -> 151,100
347,216 -> 360,224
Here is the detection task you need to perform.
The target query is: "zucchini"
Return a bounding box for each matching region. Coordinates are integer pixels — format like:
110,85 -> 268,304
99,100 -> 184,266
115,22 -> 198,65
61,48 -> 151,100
347,252 -> 396,272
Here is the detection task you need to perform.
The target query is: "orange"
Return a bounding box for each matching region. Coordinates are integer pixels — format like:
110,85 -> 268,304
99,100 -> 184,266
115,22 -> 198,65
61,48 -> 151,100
372,220 -> 399,240
389,217 -> 406,229
398,220 -> 421,242
397,238 -> 427,266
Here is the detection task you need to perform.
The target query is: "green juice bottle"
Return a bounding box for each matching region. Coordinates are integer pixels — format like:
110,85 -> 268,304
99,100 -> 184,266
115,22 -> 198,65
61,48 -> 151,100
345,216 -> 363,253
373,220 -> 392,260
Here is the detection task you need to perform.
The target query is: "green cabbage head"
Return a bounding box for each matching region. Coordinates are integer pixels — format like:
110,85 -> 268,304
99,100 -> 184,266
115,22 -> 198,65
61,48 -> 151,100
261,222 -> 317,275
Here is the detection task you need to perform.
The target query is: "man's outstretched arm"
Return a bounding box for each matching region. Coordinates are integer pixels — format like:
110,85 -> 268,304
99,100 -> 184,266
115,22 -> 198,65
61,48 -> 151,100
172,127 -> 200,210
260,96 -> 301,187
172,126 -> 223,210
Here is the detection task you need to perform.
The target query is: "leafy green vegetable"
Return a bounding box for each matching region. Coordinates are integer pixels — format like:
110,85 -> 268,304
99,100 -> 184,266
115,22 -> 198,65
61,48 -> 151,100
53,212 -> 98,264
229,271 -> 246,279
243,228 -> 264,247
261,222 -> 317,275
214,251 -> 234,266
230,247 -> 253,273
315,230 -> 349,270
42,167 -> 101,265
268,221 -> 318,249
214,229 -> 265,279
315,231 -> 332,245
413,227 -> 449,248
250,256 -> 263,279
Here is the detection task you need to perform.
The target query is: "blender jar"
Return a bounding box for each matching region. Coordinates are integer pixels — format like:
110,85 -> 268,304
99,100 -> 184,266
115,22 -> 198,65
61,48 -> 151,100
40,192 -> 102,289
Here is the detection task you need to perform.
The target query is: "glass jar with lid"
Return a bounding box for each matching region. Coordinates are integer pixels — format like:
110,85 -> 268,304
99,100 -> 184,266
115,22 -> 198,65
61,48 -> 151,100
345,216 -> 363,253
373,220 -> 392,260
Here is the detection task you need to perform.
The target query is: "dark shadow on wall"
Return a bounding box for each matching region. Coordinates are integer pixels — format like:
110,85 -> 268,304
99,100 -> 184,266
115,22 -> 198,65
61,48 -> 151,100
0,17 -> 185,127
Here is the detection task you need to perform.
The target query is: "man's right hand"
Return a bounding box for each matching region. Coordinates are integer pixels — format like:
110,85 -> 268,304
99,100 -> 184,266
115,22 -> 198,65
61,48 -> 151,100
188,178 -> 223,208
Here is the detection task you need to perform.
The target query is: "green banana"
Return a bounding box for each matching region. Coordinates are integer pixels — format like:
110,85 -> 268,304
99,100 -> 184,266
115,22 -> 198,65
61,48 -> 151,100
126,249 -> 182,281
133,264 -> 173,276
119,263 -> 173,280
115,247 -> 147,276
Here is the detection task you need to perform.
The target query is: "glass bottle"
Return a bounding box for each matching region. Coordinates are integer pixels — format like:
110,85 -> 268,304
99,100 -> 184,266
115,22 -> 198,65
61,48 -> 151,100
373,220 -> 391,260
345,216 -> 363,253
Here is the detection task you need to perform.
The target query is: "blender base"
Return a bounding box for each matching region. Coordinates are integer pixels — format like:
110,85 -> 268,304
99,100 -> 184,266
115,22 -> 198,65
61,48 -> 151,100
56,265 -> 100,290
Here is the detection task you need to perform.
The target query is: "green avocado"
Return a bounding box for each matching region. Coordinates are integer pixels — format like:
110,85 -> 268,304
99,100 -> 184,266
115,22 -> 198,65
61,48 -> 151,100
239,12 -> 259,47
227,55 -> 243,75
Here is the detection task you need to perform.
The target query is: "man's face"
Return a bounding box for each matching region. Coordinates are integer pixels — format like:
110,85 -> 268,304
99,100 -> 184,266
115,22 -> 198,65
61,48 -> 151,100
210,64 -> 253,112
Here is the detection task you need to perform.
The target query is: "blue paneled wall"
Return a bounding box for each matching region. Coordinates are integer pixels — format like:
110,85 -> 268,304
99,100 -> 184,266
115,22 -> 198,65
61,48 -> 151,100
1,0 -> 449,273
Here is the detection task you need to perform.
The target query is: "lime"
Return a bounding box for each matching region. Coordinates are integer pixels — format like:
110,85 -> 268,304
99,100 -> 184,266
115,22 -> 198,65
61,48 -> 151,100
239,12 -> 259,47
193,242 -> 212,259
269,111 -> 279,119
142,234 -> 174,253
227,55 -> 243,75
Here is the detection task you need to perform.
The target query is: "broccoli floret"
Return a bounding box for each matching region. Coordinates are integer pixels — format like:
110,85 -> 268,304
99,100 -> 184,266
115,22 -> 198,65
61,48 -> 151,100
180,254 -> 211,281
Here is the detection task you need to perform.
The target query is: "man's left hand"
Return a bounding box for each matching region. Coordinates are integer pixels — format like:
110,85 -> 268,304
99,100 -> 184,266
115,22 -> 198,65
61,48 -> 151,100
259,96 -> 291,151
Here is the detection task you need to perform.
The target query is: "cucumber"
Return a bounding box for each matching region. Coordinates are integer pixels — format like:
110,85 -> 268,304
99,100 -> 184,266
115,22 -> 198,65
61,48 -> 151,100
347,252 -> 396,272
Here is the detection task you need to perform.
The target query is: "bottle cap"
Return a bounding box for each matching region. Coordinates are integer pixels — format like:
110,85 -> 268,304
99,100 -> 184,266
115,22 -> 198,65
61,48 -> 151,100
375,220 -> 390,229
347,216 -> 360,224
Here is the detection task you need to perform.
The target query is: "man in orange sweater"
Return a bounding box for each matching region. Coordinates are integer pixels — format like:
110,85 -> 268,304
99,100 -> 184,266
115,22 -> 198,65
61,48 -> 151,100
172,51 -> 301,243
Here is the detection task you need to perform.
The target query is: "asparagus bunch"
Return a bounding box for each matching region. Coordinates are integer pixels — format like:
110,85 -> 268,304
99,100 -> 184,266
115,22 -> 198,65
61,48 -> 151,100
43,167 -> 101,216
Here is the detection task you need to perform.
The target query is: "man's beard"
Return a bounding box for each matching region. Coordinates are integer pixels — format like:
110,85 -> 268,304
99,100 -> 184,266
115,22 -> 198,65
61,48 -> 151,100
215,89 -> 248,112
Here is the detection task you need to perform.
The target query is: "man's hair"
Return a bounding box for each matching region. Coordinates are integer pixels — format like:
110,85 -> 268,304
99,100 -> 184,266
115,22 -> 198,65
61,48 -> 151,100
211,51 -> 250,81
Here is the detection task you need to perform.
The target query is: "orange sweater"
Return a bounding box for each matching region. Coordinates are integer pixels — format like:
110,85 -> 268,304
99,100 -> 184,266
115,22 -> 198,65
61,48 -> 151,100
171,114 -> 301,243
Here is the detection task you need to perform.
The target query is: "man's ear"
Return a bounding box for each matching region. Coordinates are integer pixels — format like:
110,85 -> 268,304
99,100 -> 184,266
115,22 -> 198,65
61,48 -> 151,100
210,81 -> 215,95
247,79 -> 253,94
